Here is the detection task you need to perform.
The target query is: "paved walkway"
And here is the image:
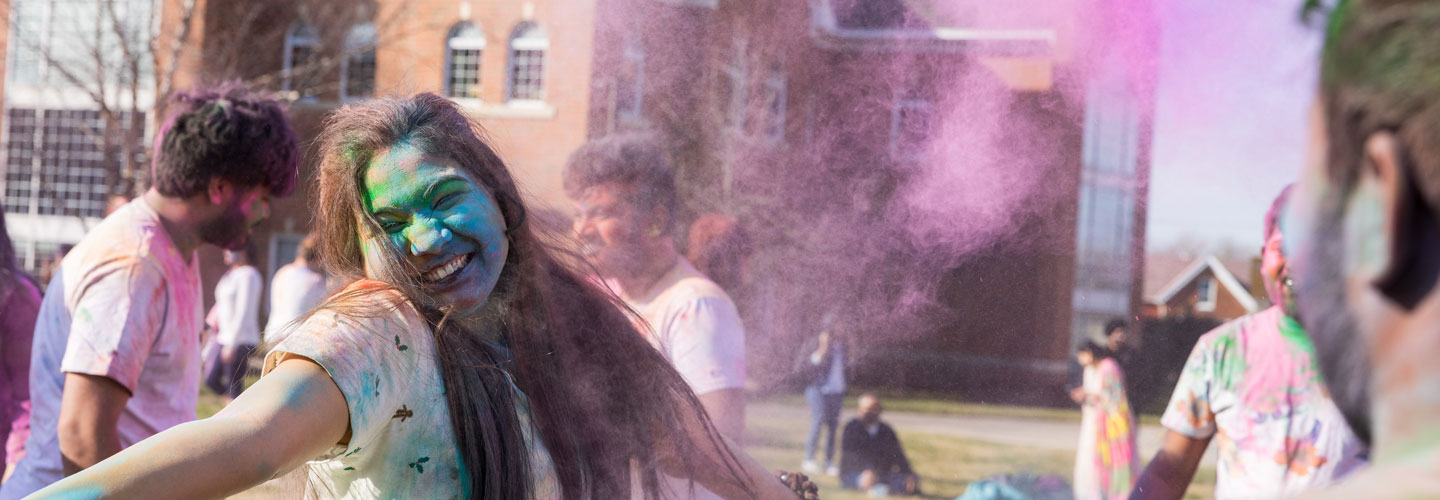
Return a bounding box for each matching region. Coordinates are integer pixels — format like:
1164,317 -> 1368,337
750,401 -> 1218,467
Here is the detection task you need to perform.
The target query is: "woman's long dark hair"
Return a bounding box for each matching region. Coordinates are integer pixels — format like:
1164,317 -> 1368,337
311,93 -> 751,499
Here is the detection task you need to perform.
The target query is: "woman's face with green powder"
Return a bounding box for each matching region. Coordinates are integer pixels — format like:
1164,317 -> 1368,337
360,141 -> 510,315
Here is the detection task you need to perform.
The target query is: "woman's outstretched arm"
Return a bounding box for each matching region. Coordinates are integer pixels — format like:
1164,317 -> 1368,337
30,358 -> 349,499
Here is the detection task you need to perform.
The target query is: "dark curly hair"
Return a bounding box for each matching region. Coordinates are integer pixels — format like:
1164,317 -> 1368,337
151,82 -> 299,198
562,134 -> 679,234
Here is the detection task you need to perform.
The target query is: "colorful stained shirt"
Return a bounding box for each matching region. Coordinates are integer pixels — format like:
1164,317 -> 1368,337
1160,306 -> 1368,499
1073,358 -> 1137,500
0,199 -> 204,500
263,280 -> 560,499
612,257 -> 745,500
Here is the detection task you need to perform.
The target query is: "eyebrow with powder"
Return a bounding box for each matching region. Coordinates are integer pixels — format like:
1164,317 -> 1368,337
369,174 -> 469,213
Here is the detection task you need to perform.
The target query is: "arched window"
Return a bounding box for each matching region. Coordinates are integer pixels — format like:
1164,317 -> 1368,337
446,22 -> 485,99
615,34 -> 644,120
282,22 -> 320,100
719,36 -> 747,130
341,23 -> 377,101
761,64 -> 786,142
506,22 -> 548,103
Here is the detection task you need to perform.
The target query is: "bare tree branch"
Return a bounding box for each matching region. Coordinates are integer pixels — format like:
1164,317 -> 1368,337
156,0 -> 198,102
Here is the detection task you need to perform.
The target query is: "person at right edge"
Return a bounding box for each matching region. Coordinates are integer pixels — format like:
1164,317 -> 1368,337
1288,0 -> 1440,496
1130,186 -> 1368,499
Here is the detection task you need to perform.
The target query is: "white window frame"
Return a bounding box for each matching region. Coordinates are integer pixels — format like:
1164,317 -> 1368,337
1196,275 -> 1217,312
445,22 -> 486,101
616,35 -> 645,121
339,23 -> 377,102
282,22 -> 321,101
505,22 -> 549,107
720,37 -> 748,132
761,66 -> 787,143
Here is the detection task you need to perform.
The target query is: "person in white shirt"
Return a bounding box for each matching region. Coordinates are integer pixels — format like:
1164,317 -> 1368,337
566,135 -> 748,500
263,233 -> 328,345
0,83 -> 298,499
205,244 -> 263,403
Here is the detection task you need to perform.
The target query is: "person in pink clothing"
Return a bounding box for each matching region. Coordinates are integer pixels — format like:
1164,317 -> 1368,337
0,210 -> 41,482
1132,187 -> 1368,499
1073,340 -> 1137,500
0,83 -> 299,499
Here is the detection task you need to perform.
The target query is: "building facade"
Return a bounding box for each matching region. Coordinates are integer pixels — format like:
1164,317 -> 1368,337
587,0 -> 1155,403
1,0 -> 597,313
0,0 -> 1153,404
1144,255 -> 1260,322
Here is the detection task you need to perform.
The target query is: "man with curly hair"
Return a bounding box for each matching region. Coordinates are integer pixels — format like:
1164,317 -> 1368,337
0,83 -> 298,498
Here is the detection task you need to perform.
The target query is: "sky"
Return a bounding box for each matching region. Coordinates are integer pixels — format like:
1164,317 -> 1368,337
1146,0 -> 1324,253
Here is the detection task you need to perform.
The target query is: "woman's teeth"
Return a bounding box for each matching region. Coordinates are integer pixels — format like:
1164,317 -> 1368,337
425,254 -> 470,282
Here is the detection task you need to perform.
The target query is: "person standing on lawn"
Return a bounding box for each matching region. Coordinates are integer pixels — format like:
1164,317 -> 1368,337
204,244 -> 263,403
1073,340 -> 1137,500
263,233 -> 329,346
1131,187 -> 1367,499
566,135 -> 748,500
798,312 -> 847,477
0,83 -> 298,499
0,208 -> 42,482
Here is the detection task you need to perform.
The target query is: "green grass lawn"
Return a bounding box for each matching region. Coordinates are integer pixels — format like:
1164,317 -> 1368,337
205,381 -> 1213,499
743,407 -> 1214,500
756,387 -> 1165,426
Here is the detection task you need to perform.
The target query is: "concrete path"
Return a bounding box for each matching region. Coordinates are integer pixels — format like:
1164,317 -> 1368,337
750,401 -> 1219,467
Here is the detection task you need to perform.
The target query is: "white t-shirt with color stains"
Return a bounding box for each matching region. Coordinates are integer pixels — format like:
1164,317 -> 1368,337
0,200 -> 203,500
263,281 -> 559,499
1160,306 -> 1368,499
615,257 -> 746,397
614,257 -> 745,500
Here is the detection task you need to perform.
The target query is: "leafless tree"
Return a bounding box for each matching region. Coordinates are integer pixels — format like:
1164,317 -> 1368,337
0,0 -> 424,221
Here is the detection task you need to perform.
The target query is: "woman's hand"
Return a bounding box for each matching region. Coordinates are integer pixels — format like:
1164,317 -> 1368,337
777,470 -> 820,499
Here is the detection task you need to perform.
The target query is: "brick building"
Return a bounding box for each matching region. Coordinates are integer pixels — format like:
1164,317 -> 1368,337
587,0 -> 1157,404
0,0 -> 1154,404
1143,255 -> 1261,322
0,0 -> 597,314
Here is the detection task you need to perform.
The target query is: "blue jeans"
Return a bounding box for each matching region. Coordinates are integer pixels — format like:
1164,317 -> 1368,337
205,344 -> 256,399
804,386 -> 844,464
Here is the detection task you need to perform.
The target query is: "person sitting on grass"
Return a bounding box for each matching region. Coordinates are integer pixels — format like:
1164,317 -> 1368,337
839,393 -> 919,496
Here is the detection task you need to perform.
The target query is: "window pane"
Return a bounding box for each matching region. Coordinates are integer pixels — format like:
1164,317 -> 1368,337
346,49 -> 376,98
448,49 -> 483,98
509,49 -> 545,101
4,108 -> 144,218
290,45 -> 321,99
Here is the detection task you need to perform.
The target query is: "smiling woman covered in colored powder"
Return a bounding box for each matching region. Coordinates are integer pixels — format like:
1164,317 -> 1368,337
29,94 -> 816,500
